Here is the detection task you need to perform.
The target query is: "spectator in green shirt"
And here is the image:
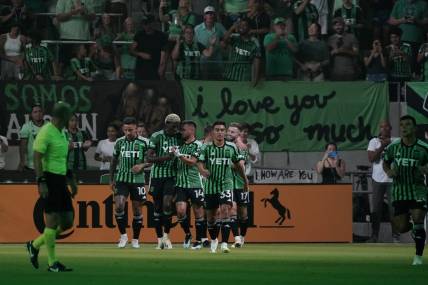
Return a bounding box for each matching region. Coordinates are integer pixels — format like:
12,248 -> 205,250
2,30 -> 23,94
264,17 -> 298,80
65,114 -> 92,171
417,31 -> 428,81
115,17 -> 136,80
67,44 -> 96,81
389,0 -> 428,73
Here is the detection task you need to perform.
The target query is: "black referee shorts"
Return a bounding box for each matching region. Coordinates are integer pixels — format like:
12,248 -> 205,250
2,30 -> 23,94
43,172 -> 73,213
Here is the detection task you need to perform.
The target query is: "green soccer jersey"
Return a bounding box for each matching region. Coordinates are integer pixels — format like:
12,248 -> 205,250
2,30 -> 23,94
387,43 -> 412,79
233,148 -> 249,190
19,120 -> 45,169
384,139 -> 428,202
176,140 -> 204,189
224,35 -> 261,81
33,122 -> 68,175
68,57 -> 96,80
418,43 -> 428,81
24,44 -> 54,79
113,136 -> 150,184
150,130 -> 182,179
176,42 -> 206,80
64,130 -> 90,171
198,141 -> 243,194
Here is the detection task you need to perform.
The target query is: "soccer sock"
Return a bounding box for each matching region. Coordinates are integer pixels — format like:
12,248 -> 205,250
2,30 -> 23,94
201,219 -> 208,239
239,218 -> 248,237
132,215 -> 143,240
412,223 -> 426,256
230,216 -> 239,237
195,218 -> 205,241
162,212 -> 172,235
115,211 -> 127,235
153,212 -> 163,238
208,221 -> 218,240
32,234 -> 45,249
221,219 -> 231,243
178,215 -> 191,235
44,227 -> 57,266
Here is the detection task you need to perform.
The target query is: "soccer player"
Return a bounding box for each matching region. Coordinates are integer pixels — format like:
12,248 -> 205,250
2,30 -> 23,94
148,113 -> 182,249
109,117 -> 151,248
171,120 -> 207,249
383,115 -> 428,265
26,101 -> 76,272
18,103 -> 45,171
197,121 -> 249,253
226,123 -> 250,248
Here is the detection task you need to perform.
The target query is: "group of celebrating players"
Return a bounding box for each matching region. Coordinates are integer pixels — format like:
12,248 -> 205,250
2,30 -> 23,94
109,114 -> 251,254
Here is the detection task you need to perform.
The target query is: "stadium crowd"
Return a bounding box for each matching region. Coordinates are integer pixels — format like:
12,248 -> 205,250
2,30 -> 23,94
0,0 -> 427,83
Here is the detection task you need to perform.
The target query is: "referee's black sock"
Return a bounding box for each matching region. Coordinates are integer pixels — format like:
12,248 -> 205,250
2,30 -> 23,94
115,211 -> 127,235
132,215 -> 143,240
239,218 -> 248,237
153,212 -> 163,238
412,223 -> 426,256
195,218 -> 205,241
178,215 -> 191,234
162,212 -> 172,235
221,219 -> 231,243
230,216 -> 239,237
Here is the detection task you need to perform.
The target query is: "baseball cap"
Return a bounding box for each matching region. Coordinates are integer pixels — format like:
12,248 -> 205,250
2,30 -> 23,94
204,6 -> 216,14
273,17 -> 286,25
165,113 -> 181,124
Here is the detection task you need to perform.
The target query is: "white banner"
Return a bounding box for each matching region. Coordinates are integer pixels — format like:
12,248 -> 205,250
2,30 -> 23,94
253,168 -> 318,184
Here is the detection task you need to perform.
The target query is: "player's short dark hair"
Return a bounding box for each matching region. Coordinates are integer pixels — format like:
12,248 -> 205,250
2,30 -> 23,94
325,142 -> 338,150
212,121 -> 226,128
123,117 -> 137,125
228,122 -> 242,131
400,115 -> 417,126
182,120 -> 197,128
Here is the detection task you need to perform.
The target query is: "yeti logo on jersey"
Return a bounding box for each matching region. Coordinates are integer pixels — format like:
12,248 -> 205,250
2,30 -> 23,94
209,158 -> 231,165
395,158 -> 419,167
120,146 -> 141,158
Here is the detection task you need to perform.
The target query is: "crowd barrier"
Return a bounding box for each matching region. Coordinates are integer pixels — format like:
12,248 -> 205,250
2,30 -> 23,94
0,184 -> 352,243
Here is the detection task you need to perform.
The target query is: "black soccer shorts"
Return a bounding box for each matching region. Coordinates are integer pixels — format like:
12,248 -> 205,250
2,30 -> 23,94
44,172 -> 73,213
393,200 -> 428,216
115,182 -> 147,202
233,189 -> 250,206
205,190 -> 233,210
175,187 -> 205,206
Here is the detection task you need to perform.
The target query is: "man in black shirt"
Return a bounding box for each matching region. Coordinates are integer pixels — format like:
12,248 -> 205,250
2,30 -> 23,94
130,15 -> 168,80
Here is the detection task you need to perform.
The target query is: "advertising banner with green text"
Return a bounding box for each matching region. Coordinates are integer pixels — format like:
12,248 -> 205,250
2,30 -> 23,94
406,82 -> 428,125
183,80 -> 389,151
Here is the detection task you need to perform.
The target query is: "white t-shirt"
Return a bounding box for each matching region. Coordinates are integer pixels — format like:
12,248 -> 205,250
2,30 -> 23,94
0,136 -> 8,169
95,139 -> 116,170
245,138 -> 260,176
367,137 -> 397,183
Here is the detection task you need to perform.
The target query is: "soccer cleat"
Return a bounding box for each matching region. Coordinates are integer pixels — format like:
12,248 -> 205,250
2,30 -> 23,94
131,239 -> 140,249
202,238 -> 210,248
47,261 -> 73,272
232,236 -> 241,248
183,233 -> 192,249
117,234 -> 128,248
221,242 -> 230,253
210,238 -> 218,253
26,241 -> 39,269
155,238 -> 164,250
240,236 -> 245,247
412,255 -> 423,266
191,241 -> 202,250
162,235 -> 173,249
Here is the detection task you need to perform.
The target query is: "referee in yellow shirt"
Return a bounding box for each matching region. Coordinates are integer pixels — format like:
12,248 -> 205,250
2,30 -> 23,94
26,101 -> 77,272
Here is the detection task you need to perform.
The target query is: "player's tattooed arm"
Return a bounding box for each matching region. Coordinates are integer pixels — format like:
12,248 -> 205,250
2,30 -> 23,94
197,161 -> 210,178
383,160 -> 397,178
109,156 -> 118,193
234,160 -> 249,191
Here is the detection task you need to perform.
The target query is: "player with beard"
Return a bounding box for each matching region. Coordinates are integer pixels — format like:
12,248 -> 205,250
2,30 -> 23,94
226,123 -> 250,248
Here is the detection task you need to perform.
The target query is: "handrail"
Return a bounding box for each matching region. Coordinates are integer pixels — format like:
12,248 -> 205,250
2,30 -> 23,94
33,12 -> 124,17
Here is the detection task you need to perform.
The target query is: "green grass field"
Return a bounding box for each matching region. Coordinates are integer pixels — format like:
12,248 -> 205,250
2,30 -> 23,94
0,244 -> 426,284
